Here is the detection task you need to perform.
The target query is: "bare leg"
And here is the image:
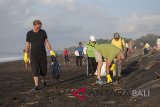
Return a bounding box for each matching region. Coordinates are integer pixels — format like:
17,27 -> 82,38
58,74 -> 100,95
41,76 -> 46,83
41,76 -> 47,87
43,76 -> 46,81
118,60 -> 122,77
33,77 -> 39,86
113,59 -> 116,77
97,61 -> 103,79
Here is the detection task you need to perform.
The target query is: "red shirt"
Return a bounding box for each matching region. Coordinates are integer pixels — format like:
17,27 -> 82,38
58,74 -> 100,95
64,50 -> 69,56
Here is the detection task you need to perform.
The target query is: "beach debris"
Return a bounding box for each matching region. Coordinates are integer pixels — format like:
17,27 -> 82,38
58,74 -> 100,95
154,72 -> 160,79
102,100 -> 116,105
48,88 -> 57,93
145,63 -> 156,70
26,101 -> 39,105
48,97 -> 58,103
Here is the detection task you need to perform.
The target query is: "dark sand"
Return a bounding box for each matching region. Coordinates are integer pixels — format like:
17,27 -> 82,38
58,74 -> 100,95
0,50 -> 160,107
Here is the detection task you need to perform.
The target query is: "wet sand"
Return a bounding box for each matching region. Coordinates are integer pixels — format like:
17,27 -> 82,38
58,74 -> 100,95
0,50 -> 160,107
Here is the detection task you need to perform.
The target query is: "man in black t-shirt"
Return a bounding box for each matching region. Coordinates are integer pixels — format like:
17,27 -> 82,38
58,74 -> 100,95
24,20 -> 56,91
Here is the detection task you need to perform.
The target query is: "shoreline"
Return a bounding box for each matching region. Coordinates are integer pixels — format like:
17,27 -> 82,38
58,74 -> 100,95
0,56 -> 23,63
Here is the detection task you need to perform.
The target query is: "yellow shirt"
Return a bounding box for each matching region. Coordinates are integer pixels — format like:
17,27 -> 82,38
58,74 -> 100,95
111,38 -> 125,50
144,43 -> 150,49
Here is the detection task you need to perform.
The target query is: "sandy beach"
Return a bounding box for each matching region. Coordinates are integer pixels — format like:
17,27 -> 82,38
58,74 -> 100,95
0,50 -> 160,107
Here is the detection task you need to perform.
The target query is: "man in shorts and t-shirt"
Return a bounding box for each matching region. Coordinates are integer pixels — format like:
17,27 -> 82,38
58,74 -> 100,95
24,20 -> 56,91
94,44 -> 125,85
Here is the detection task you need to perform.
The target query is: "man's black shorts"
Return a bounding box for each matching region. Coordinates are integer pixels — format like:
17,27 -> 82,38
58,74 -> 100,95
31,55 -> 47,77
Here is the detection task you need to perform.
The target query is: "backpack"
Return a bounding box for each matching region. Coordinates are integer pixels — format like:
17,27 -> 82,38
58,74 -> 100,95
50,56 -> 60,79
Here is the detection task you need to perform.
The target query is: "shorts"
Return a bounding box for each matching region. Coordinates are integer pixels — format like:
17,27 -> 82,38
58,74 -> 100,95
94,49 -> 103,62
31,55 -> 47,77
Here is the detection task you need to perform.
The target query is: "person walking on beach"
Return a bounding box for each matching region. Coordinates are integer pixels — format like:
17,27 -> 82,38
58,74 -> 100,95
84,35 -> 97,77
128,40 -> 134,56
94,44 -> 125,85
124,41 -> 129,59
24,19 -> 56,91
63,48 -> 70,63
75,42 -> 84,66
111,32 -> 125,82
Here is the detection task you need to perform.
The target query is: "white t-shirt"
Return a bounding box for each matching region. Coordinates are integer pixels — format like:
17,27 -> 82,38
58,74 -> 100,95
126,43 -> 129,48
157,39 -> 160,45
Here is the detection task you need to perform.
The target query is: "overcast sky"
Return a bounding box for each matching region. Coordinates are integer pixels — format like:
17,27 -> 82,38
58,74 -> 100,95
0,0 -> 160,53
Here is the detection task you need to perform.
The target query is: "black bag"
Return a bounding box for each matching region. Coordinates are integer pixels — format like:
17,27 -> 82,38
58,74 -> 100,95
144,48 -> 149,54
50,56 -> 60,79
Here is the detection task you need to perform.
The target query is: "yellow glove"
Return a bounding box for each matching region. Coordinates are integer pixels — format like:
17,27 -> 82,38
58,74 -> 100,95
24,53 -> 29,63
50,50 -> 56,57
110,64 -> 115,71
106,74 -> 112,83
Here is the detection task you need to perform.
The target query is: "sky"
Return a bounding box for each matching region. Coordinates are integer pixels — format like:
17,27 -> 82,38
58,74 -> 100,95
0,0 -> 160,53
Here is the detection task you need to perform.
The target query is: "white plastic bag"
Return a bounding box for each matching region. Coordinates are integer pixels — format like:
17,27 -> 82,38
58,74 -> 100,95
95,62 -> 106,76
74,50 -> 79,56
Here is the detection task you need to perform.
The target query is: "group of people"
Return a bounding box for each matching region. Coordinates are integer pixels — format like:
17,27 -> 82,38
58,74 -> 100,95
72,33 -> 127,85
76,33 -> 125,85
24,19 -> 155,90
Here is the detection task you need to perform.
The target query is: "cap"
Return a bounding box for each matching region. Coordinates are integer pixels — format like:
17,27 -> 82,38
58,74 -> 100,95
90,35 -> 96,42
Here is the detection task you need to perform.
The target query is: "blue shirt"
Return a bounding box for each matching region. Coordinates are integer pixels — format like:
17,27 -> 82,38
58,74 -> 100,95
76,47 -> 84,56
